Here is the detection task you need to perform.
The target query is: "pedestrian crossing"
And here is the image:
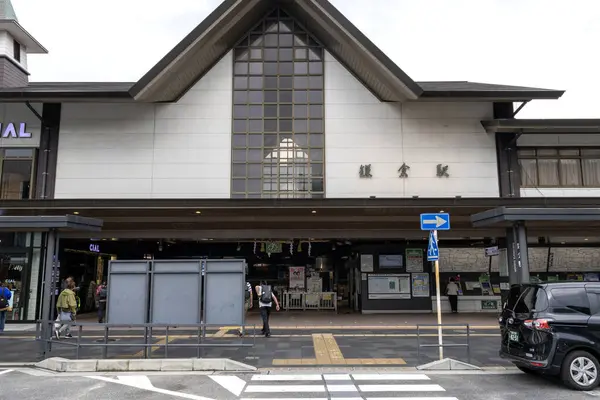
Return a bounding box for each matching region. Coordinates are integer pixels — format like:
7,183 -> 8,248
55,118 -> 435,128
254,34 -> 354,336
214,373 -> 459,400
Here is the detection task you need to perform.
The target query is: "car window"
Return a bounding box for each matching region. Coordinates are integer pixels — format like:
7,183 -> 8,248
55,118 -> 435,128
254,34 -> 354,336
550,288 -> 591,315
512,286 -> 548,314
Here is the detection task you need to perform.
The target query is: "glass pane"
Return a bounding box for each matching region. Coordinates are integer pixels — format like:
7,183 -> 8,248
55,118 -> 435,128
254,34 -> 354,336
0,160 -> 32,199
309,105 -> 323,118
264,49 -> 278,61
0,253 -> 29,320
309,119 -> 323,133
294,91 -> 308,103
294,62 -> 308,75
248,91 -> 263,103
279,48 -> 293,61
234,77 -> 248,89
279,91 -> 293,102
249,120 -> 262,133
294,76 -> 308,89
294,134 -> 307,147
234,47 -> 248,61
264,34 -> 278,46
264,120 -> 277,132
311,163 -> 323,176
233,119 -> 247,133
233,91 -> 247,104
247,149 -> 262,162
311,178 -> 324,192
264,62 -> 278,75
538,159 -> 559,186
249,105 -> 263,118
232,179 -> 245,192
249,34 -> 263,46
264,91 -> 278,102
519,159 -> 537,186
248,164 -> 262,178
249,62 -> 263,75
278,21 -> 292,33
279,105 -> 293,118
309,90 -> 323,103
583,159 -> 600,186
233,150 -> 246,162
294,34 -> 308,47
234,62 -> 248,75
309,76 -> 323,89
279,34 -> 293,47
294,119 -> 308,133
279,76 -> 293,89
264,105 -> 278,118
309,133 -> 324,147
279,62 -> 293,75
309,62 -> 323,75
265,77 -> 278,89
582,149 -> 600,157
559,149 -> 579,156
248,77 -> 263,89
264,133 -> 278,147
308,47 -> 323,60
517,149 -> 535,157
310,149 -> 323,161
559,159 -> 581,186
280,119 -> 293,132
249,48 -> 262,60
232,164 -> 246,177
233,106 -> 248,118
248,134 -> 262,147
232,134 -> 246,147
247,179 -> 261,193
294,105 -> 308,118
3,149 -> 33,158
537,148 -> 558,156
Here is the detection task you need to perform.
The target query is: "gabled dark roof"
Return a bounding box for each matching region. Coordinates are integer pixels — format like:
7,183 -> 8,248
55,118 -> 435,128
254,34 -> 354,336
419,81 -> 564,100
129,0 -> 423,102
0,82 -> 134,100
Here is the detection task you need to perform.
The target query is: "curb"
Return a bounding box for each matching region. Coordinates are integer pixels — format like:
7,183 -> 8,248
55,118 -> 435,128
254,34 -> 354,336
35,357 -> 257,373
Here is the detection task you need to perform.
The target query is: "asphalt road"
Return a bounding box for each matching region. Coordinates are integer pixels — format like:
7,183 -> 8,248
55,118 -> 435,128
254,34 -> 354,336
0,368 -> 598,400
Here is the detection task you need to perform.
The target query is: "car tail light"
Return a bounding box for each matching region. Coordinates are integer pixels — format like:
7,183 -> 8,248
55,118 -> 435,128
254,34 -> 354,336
530,362 -> 544,367
524,319 -> 552,331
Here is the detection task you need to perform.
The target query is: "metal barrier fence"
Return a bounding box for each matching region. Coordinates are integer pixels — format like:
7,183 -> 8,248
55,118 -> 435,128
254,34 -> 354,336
416,324 -> 471,363
281,292 -> 337,311
36,320 -> 256,360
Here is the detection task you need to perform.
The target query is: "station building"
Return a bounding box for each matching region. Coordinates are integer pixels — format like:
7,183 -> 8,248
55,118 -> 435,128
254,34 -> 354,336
0,0 -> 599,323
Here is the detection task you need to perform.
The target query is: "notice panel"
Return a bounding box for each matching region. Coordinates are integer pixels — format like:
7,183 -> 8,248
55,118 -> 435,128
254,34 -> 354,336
368,274 -> 411,299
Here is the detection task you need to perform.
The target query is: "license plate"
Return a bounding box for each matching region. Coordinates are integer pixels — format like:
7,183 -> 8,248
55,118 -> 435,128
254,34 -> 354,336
509,331 -> 519,342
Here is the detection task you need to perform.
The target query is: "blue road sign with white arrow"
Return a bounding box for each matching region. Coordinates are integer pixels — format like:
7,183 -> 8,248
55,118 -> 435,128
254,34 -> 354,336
420,213 -> 450,231
427,230 -> 439,261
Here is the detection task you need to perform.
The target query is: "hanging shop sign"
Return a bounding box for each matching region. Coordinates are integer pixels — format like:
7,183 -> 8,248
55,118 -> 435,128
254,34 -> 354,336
89,243 -> 100,253
1,122 -> 32,138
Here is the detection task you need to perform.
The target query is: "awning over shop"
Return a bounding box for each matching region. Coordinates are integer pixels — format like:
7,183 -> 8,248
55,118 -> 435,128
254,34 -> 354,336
481,119 -> 600,134
0,214 -> 103,232
471,207 -> 600,228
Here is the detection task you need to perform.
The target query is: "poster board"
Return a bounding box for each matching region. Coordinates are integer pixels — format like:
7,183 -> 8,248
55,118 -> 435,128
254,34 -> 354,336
406,249 -> 423,272
368,274 -> 411,299
411,273 -> 430,297
379,255 -> 403,269
360,254 -> 374,272
289,266 -> 305,289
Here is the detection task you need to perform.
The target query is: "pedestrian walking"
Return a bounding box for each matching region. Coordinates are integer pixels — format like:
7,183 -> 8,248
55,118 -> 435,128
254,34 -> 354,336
55,278 -> 77,339
239,281 -> 253,337
96,281 -> 107,323
0,281 -> 12,333
446,277 -> 460,313
255,281 -> 279,337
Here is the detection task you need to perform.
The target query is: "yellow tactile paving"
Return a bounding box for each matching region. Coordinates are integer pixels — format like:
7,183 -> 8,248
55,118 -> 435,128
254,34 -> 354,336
312,333 -> 331,364
322,333 -> 346,365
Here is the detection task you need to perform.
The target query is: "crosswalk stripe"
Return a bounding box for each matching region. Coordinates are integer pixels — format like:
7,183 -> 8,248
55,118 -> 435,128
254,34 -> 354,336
251,374 -> 323,381
323,374 -> 351,380
359,384 -> 446,392
364,398 -> 459,400
352,373 -> 430,380
0,370 -> 13,376
326,384 -> 359,392
244,384 -> 326,393
240,398 -> 327,400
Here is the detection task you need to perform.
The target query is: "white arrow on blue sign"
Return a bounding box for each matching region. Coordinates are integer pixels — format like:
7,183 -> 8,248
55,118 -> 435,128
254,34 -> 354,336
420,213 -> 450,231
427,230 -> 439,261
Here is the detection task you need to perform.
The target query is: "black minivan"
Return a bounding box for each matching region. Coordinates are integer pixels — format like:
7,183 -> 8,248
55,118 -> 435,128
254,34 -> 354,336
499,282 -> 600,391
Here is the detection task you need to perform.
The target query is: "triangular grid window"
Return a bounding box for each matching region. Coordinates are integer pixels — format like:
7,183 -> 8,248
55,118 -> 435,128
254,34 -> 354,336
231,8 -> 324,199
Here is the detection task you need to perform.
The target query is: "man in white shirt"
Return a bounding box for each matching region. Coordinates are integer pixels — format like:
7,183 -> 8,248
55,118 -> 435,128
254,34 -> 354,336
255,282 -> 280,337
446,278 -> 460,313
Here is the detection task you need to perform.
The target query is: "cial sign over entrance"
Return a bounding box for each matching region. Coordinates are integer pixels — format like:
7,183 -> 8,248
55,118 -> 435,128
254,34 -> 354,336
0,123 -> 32,138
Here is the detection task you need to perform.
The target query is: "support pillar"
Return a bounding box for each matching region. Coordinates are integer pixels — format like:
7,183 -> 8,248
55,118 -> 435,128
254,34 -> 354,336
506,222 -> 530,285
40,229 -> 59,357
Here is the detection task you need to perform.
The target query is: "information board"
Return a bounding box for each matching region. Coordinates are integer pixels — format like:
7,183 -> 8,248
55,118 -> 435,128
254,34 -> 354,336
379,255 -> 404,269
406,249 -> 423,272
368,274 -> 411,299
411,273 -> 430,297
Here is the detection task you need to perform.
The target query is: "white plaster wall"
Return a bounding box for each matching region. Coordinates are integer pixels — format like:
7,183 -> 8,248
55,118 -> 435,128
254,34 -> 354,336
324,51 -> 497,198
519,133 -> 600,197
0,102 -> 42,147
0,31 -> 28,70
55,51 -> 233,199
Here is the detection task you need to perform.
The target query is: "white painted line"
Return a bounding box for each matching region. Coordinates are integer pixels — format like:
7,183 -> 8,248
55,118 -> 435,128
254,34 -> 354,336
359,384 -> 446,392
0,369 -> 13,376
244,384 -> 326,393
326,384 -> 359,392
209,375 -> 246,396
352,373 -> 431,381
88,376 -> 215,400
118,375 -> 153,389
324,374 -> 351,380
241,398 -> 326,400
364,398 -> 458,400
251,374 -> 323,381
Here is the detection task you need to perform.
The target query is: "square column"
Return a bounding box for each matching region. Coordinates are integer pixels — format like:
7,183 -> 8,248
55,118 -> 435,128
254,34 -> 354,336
506,222 -> 530,285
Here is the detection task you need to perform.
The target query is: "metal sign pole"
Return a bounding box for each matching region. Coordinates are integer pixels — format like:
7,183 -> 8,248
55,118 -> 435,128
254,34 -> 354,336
433,230 -> 443,360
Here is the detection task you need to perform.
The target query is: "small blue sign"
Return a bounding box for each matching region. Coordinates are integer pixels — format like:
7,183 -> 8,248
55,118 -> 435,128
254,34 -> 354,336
427,231 -> 439,262
420,213 -> 450,231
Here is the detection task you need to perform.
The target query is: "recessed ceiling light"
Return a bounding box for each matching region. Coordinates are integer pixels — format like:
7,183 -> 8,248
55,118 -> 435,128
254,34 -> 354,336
73,211 -> 80,215
561,242 -> 566,245
311,210 -> 317,214
195,211 -> 202,214
584,238 -> 589,241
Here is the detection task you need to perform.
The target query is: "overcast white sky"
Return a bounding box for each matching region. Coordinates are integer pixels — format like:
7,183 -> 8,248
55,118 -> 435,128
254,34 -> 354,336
16,0 -> 600,118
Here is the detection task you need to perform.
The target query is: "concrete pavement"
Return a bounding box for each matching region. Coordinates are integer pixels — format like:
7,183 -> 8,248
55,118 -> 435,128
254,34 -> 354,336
0,368 -> 596,400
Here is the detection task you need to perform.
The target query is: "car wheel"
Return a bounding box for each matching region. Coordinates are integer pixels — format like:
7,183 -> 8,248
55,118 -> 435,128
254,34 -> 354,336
516,365 -> 538,374
561,350 -> 600,391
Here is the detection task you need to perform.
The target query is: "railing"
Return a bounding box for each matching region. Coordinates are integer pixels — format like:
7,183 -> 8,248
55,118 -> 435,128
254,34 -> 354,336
36,320 -> 256,360
281,292 -> 337,311
416,324 -> 471,363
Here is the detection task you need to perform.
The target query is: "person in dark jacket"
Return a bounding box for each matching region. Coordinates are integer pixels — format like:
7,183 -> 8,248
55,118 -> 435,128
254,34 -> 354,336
96,282 -> 107,323
0,281 -> 12,333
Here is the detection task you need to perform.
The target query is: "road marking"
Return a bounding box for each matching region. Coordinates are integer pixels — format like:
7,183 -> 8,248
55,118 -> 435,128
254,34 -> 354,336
118,375 -> 153,389
252,374 -> 323,381
89,375 -> 215,400
209,375 -> 246,396
0,369 -> 13,376
240,399 -> 326,400
324,374 -> 351,380
364,398 -> 458,400
326,384 -> 359,392
244,384 -> 326,393
352,373 -> 430,380
359,384 -> 446,392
